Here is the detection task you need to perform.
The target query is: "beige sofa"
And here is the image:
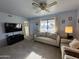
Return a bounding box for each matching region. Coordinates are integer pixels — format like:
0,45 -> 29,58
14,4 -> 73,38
61,46 -> 79,59
34,32 -> 60,47
61,39 -> 79,59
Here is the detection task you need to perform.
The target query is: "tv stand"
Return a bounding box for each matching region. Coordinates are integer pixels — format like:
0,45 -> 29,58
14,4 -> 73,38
7,34 -> 24,45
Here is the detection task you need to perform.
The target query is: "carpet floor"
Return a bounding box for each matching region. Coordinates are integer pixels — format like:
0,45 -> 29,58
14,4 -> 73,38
0,39 -> 61,59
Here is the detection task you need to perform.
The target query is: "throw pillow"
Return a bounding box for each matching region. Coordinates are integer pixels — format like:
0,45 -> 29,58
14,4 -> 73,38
69,39 -> 79,49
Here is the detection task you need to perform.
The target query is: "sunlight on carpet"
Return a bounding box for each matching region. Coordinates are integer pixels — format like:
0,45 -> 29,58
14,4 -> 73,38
25,51 -> 45,59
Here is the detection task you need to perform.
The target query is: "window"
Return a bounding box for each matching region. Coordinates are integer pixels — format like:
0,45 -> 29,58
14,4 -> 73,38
40,20 -> 47,32
40,19 -> 56,33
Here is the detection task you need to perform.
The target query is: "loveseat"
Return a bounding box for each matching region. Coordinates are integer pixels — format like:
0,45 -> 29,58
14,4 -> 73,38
61,39 -> 79,59
34,32 -> 60,47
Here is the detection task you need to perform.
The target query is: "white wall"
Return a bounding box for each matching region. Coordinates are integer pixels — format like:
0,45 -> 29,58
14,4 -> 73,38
77,9 -> 79,18
0,12 -> 27,47
77,9 -> 79,30
0,12 -> 26,23
58,10 -> 77,37
29,10 -> 77,38
29,19 -> 40,35
75,9 -> 79,38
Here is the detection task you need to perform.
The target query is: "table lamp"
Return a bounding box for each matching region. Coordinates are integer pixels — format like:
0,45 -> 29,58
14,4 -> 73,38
65,25 -> 73,39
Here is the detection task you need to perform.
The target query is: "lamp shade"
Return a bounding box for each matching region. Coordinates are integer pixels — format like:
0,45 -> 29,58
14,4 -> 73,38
65,26 -> 73,33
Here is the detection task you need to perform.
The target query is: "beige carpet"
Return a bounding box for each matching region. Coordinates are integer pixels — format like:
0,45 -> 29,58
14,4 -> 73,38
0,39 -> 61,59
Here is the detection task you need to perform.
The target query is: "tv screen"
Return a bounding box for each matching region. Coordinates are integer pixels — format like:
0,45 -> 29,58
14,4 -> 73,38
4,23 -> 22,33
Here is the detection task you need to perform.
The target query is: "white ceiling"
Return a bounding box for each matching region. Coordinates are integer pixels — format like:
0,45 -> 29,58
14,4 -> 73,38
0,0 -> 79,18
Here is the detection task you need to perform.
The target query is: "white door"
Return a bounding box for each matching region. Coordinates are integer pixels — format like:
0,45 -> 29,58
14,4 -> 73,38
23,21 -> 29,39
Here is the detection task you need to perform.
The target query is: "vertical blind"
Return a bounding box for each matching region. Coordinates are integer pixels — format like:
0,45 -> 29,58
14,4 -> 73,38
40,19 -> 56,33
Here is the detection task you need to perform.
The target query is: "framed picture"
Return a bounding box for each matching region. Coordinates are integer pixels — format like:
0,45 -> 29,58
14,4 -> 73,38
68,17 -> 72,21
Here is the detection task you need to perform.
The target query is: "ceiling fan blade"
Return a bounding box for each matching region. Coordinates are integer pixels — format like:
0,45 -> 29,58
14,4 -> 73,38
33,0 -> 39,3
32,2 -> 39,7
48,1 -> 57,7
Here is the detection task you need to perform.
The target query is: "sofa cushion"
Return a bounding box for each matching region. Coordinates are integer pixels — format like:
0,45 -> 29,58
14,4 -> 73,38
36,32 -> 46,37
36,32 -> 57,40
36,37 -> 56,42
47,33 -> 57,39
35,36 -> 56,45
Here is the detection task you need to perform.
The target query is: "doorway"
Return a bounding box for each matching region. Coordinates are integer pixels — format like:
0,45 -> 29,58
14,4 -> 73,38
22,21 -> 29,39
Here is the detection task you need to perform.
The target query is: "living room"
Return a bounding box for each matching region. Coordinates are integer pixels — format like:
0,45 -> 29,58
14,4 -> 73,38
0,0 -> 79,59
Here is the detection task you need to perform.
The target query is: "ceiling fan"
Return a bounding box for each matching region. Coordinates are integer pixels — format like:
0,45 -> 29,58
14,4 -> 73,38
32,0 -> 57,12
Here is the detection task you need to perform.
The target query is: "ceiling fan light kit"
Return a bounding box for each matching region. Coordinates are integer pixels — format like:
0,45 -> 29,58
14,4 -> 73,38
32,0 -> 57,13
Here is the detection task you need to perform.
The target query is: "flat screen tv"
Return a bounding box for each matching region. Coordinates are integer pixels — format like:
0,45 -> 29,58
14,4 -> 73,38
4,23 -> 22,33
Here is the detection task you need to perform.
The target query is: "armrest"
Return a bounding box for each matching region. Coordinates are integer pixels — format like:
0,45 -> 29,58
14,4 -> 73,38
64,46 -> 79,58
56,35 -> 61,46
65,49 -> 79,58
64,46 -> 79,53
